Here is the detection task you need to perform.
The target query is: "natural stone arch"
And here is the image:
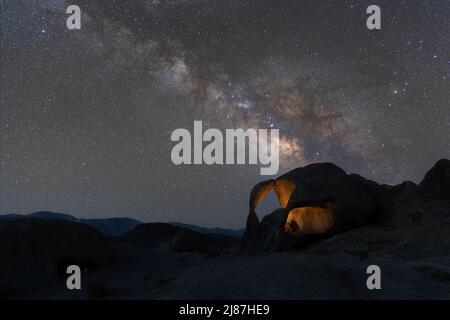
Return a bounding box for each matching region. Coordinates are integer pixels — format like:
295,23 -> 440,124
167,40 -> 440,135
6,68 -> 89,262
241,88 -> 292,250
249,179 -> 296,214
242,163 -> 381,252
243,178 -> 296,249
249,178 -> 335,240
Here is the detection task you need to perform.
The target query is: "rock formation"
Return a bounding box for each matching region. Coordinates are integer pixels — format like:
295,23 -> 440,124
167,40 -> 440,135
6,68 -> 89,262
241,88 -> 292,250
242,160 -> 450,252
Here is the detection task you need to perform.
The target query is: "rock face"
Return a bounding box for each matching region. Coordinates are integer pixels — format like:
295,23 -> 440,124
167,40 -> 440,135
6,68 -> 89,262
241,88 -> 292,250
0,218 -> 111,297
418,159 -> 450,201
242,160 -> 450,252
379,181 -> 421,226
379,159 -> 450,227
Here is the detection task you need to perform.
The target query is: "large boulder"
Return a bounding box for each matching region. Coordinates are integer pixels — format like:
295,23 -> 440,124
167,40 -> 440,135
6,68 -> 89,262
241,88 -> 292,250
379,181 -> 422,226
245,209 -> 289,252
117,223 -> 239,254
115,223 -> 181,249
377,160 -> 450,227
0,218 -> 111,297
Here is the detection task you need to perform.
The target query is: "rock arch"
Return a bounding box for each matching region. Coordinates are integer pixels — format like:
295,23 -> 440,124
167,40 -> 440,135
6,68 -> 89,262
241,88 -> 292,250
242,163 -> 381,251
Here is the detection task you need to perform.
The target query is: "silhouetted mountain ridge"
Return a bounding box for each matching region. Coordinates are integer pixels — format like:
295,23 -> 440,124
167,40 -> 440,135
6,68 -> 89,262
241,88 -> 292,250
0,212 -> 140,237
169,222 -> 244,238
0,211 -> 244,238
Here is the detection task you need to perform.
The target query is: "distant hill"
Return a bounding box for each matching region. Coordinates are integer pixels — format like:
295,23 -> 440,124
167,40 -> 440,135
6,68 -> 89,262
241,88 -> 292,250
0,211 -> 140,237
169,222 -> 244,238
0,212 -> 77,222
0,212 -> 244,238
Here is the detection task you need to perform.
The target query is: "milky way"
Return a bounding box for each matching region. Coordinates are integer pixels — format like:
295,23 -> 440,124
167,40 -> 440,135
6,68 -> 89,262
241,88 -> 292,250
1,0 -> 449,228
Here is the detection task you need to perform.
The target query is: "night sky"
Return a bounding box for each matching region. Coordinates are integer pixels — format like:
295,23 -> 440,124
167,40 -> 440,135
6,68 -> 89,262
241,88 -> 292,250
1,0 -> 448,228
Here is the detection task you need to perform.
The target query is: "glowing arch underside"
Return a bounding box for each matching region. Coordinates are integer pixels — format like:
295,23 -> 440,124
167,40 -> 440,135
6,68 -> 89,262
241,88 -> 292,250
251,179 -> 296,212
250,178 -> 335,237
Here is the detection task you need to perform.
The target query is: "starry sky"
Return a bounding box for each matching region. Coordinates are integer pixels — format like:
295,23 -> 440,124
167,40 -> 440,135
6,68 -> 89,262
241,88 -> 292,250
0,0 -> 449,228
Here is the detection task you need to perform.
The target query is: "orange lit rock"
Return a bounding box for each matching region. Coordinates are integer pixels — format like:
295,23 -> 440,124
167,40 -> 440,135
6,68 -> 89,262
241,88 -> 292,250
284,207 -> 335,237
273,179 -> 296,208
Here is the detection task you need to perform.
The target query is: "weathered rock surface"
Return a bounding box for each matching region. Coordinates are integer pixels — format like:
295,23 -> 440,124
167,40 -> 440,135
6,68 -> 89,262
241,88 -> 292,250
418,159 -> 450,201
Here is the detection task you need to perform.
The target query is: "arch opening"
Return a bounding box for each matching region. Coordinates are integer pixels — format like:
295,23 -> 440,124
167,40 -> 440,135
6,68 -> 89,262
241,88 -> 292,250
254,191 -> 280,221
250,179 -> 297,221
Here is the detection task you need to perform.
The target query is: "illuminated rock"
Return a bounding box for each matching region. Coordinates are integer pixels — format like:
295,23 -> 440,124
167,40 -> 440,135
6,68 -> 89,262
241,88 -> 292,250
284,207 -> 335,237
242,162 -> 382,251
